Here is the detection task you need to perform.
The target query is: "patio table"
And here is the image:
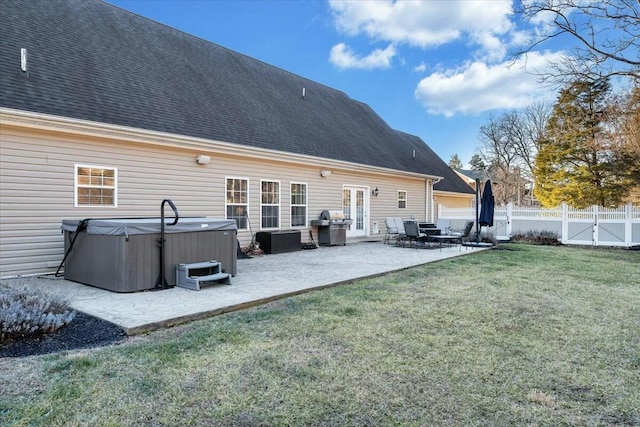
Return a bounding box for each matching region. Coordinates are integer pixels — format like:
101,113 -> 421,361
429,234 -> 462,250
418,225 -> 442,236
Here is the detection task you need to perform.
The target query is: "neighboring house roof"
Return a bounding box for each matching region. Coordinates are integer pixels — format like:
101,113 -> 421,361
1,0 -> 464,188
456,169 -> 486,182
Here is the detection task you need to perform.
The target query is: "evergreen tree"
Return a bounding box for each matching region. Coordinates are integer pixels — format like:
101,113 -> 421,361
448,154 -> 463,170
534,79 -> 630,208
469,154 -> 486,171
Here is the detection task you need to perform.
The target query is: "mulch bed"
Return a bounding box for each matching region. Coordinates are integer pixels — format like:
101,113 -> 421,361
1,312 -> 127,358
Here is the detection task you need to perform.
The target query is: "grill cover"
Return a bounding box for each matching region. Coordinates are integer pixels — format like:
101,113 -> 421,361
320,210 -> 346,221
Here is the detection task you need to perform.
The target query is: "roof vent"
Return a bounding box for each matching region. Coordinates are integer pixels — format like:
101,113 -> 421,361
412,149 -> 416,159
20,48 -> 28,73
302,87 -> 306,99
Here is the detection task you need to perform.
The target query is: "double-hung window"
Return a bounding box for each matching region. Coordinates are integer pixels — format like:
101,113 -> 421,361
75,164 -> 117,207
261,180 -> 280,229
226,177 -> 248,229
290,182 -> 307,227
398,190 -> 407,209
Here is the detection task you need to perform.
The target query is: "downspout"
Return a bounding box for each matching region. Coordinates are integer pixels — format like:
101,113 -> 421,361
431,178 -> 441,223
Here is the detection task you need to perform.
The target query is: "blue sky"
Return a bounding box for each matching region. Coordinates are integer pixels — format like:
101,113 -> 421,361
108,0 -> 567,167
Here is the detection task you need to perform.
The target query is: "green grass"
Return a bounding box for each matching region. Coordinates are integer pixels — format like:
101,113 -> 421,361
1,245 -> 639,426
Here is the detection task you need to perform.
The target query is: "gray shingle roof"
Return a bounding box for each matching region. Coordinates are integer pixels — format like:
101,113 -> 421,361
0,0 -> 472,194
457,169 -> 486,181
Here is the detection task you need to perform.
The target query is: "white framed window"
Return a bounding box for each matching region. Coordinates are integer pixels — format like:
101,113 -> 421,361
261,180 -> 280,229
74,164 -> 117,207
226,177 -> 248,229
290,182 -> 307,227
398,190 -> 407,209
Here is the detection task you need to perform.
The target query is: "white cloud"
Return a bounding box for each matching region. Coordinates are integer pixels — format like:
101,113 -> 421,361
414,51 -> 565,117
327,0 -> 571,119
329,42 -> 396,69
329,0 -> 513,61
510,29 -> 534,48
413,62 -> 427,73
520,1 -> 582,38
471,32 -> 507,62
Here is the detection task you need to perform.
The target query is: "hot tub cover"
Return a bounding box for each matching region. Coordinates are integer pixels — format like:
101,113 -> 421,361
62,217 -> 237,237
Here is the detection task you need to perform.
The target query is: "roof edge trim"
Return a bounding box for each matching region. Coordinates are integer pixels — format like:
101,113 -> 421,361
1,108 -> 442,181
434,190 -> 475,197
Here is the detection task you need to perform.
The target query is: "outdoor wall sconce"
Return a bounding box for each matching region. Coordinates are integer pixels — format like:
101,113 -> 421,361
320,170 -> 332,177
372,187 -> 379,197
196,155 -> 211,165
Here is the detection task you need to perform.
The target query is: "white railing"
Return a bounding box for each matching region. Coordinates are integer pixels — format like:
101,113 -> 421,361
438,202 -> 640,247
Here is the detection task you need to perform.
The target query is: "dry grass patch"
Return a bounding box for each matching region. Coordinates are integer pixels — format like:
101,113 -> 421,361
1,245 -> 639,426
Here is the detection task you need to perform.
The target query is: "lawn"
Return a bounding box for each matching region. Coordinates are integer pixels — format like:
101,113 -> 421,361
1,245 -> 639,426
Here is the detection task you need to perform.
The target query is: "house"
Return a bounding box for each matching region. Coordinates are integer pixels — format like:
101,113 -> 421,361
453,169 -> 485,207
455,169 -> 484,190
0,0 -> 474,277
392,132 -> 475,212
456,168 -> 540,207
434,169 -> 476,210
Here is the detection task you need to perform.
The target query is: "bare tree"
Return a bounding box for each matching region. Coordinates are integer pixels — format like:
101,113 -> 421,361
477,104 -> 551,205
514,0 -> 640,84
608,85 -> 640,203
477,114 -> 522,205
511,103 -> 552,179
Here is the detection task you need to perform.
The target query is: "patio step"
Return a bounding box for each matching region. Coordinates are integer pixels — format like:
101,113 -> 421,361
176,261 -> 231,291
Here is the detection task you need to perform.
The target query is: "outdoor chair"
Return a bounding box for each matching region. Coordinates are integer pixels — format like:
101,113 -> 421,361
452,220 -> 474,242
401,221 -> 428,248
435,218 -> 451,235
384,217 -> 406,245
430,220 -> 474,250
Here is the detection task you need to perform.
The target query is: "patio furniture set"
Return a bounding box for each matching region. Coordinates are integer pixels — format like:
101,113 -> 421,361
384,218 -> 474,250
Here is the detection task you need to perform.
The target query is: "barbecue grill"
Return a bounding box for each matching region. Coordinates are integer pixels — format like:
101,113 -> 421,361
310,210 -> 352,246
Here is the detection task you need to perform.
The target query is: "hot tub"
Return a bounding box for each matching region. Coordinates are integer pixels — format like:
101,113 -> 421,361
61,217 -> 237,292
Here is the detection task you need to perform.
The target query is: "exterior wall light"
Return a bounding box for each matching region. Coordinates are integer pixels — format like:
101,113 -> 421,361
196,155 -> 211,165
372,187 -> 379,197
320,170 -> 332,177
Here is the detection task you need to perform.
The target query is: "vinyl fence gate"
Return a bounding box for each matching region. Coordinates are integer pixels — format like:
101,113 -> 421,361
438,203 -> 640,248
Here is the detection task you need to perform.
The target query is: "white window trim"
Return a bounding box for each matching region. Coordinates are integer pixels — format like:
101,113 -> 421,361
225,176 -> 249,230
74,164 -> 118,208
398,190 -> 408,210
260,179 -> 281,230
290,181 -> 308,228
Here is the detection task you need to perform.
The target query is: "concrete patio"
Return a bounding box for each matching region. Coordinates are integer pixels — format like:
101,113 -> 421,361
1,242 -> 486,335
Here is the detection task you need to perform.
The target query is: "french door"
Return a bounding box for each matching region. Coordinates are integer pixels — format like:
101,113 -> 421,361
342,187 -> 367,237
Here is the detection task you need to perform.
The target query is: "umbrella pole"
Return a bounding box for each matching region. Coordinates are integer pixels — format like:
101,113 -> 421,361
475,178 -> 480,243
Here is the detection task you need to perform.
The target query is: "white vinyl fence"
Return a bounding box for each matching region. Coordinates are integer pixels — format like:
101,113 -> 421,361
438,203 -> 640,247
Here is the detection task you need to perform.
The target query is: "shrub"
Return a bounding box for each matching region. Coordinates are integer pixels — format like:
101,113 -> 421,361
0,285 -> 76,343
511,230 -> 561,245
478,230 -> 498,246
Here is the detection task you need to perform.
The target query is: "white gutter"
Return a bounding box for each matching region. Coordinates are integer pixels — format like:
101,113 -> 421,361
434,189 -> 475,197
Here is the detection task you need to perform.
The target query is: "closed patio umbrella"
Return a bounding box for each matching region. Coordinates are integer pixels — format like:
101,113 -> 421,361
479,180 -> 494,227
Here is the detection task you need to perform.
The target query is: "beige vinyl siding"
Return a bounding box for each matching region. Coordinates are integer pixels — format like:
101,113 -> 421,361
433,191 -> 475,222
367,176 -> 431,235
1,125 -> 437,276
434,192 -> 475,209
